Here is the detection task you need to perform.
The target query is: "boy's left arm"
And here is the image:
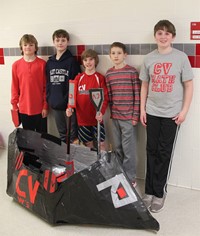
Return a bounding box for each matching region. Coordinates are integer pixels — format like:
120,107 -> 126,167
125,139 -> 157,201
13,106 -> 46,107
42,64 -> 48,116
173,80 -> 193,125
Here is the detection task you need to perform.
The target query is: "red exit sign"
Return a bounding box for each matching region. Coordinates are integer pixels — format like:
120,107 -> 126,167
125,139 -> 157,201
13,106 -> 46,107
191,22 -> 200,40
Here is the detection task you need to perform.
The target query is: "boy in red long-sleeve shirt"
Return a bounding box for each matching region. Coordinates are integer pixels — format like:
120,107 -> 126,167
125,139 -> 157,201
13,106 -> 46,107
66,49 -> 108,150
11,34 -> 48,132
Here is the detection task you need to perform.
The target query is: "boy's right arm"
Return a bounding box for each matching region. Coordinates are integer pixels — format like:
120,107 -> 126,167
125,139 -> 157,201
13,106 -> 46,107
100,75 -> 109,115
11,64 -> 19,110
140,81 -> 149,127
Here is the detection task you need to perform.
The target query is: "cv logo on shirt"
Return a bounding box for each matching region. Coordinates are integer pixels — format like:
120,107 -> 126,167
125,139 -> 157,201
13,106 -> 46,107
151,63 -> 175,92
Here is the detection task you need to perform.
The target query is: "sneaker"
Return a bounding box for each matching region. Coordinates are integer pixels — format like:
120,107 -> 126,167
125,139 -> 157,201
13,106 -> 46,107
150,195 -> 166,213
142,194 -> 153,209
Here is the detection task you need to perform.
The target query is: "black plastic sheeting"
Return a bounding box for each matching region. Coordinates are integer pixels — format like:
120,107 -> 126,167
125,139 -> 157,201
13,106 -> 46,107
6,128 -> 159,231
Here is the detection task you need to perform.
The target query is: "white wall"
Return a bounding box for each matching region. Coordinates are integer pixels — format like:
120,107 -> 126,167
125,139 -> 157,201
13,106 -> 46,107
0,0 -> 199,189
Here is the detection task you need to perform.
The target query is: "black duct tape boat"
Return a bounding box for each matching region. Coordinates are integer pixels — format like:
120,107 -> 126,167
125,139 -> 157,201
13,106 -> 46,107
6,128 -> 159,231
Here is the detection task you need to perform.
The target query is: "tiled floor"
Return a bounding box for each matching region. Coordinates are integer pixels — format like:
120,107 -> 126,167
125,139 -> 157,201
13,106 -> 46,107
1,148 -> 200,236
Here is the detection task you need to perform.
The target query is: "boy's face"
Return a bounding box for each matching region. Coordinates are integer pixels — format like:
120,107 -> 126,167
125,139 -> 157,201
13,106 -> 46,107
110,47 -> 127,67
53,37 -> 68,53
21,42 -> 36,56
83,57 -> 96,73
154,29 -> 175,49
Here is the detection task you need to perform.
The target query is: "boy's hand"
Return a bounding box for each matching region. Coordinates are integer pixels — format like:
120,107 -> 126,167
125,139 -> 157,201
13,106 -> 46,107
66,108 -> 73,117
132,120 -> 138,126
42,109 -> 48,118
140,110 -> 147,127
96,112 -> 103,122
172,111 -> 186,125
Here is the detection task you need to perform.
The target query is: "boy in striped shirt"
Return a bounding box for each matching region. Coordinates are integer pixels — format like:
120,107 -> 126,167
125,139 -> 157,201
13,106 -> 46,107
105,42 -> 140,187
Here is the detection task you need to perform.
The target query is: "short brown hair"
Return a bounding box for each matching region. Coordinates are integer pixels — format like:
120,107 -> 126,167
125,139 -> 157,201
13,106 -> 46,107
110,42 -> 127,53
154,20 -> 176,37
81,49 -> 99,67
52,29 -> 70,41
19,34 -> 38,55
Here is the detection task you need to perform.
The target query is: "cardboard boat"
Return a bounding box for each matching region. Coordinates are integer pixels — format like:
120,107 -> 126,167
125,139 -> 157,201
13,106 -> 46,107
6,128 -> 159,231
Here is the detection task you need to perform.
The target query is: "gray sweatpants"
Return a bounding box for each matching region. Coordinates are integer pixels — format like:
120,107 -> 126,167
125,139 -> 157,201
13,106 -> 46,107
112,119 -> 137,182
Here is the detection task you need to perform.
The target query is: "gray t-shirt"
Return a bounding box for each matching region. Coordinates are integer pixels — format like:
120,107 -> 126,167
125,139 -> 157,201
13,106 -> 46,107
139,48 -> 194,117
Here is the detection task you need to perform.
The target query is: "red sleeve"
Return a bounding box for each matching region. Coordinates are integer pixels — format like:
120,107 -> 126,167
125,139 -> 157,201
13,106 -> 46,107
11,62 -> 19,110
